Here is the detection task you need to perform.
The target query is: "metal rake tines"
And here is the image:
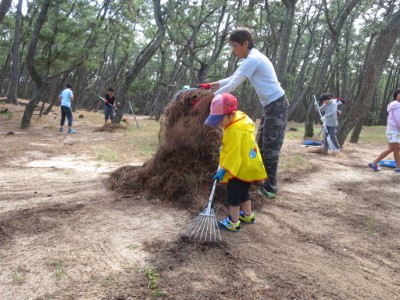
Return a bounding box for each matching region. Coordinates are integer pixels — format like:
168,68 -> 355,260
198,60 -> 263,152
184,209 -> 222,243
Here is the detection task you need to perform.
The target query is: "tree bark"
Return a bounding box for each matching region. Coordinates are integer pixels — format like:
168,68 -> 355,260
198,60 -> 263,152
20,0 -> 50,129
338,8 -> 400,145
276,0 -> 297,83
0,0 -> 12,24
305,0 -> 360,140
114,0 -> 165,123
6,0 -> 23,104
288,13 -> 320,120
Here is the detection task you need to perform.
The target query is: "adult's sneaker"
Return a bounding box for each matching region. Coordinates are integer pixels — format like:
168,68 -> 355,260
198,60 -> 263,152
217,216 -> 241,232
368,162 -> 381,171
257,186 -> 276,198
67,129 -> 77,133
239,211 -> 255,224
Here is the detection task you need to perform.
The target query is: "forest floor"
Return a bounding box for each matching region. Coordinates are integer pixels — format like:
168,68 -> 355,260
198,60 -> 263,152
0,101 -> 399,300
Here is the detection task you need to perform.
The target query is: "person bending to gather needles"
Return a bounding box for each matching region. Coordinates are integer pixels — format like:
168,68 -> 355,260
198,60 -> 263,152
198,27 -> 288,199
204,93 -> 267,232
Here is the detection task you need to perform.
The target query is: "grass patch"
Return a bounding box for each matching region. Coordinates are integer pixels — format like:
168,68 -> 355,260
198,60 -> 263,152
0,108 -> 14,120
2,242 -> 12,251
356,126 -> 386,145
11,265 -> 26,284
127,243 -> 139,250
115,119 -> 159,162
129,136 -> 158,160
364,217 -> 377,236
280,153 -> 310,173
285,122 -> 387,145
63,169 -> 74,175
53,258 -> 66,280
97,149 -> 120,162
101,274 -> 121,287
144,268 -> 168,297
285,123 -> 311,139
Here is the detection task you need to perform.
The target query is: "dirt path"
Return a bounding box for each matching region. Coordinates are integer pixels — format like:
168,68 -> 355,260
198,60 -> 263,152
0,104 -> 399,299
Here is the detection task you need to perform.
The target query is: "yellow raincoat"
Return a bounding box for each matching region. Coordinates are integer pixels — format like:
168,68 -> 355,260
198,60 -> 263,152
220,111 -> 267,183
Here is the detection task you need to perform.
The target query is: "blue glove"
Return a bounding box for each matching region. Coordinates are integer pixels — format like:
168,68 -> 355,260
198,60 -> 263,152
213,169 -> 226,182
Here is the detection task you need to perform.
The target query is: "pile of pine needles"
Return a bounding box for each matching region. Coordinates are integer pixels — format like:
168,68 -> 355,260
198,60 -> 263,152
109,89 -> 223,210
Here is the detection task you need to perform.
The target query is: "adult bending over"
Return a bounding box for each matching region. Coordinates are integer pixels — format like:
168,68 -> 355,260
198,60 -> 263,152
199,27 -> 289,198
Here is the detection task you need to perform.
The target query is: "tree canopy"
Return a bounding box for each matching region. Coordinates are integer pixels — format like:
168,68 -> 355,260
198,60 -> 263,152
0,0 -> 399,143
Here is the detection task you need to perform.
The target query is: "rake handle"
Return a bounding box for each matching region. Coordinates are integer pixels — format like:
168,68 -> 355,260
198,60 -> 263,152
313,94 -> 340,151
204,179 -> 217,214
313,95 -> 328,132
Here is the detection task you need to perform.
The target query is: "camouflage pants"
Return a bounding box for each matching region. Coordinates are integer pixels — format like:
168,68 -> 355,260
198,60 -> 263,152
256,95 -> 289,193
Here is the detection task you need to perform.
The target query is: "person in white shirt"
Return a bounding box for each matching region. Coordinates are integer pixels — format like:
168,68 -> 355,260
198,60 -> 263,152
199,27 -> 289,198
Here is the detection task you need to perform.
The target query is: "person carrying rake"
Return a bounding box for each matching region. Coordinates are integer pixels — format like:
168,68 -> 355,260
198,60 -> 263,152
204,93 -> 267,232
104,87 -> 116,124
317,93 -> 341,154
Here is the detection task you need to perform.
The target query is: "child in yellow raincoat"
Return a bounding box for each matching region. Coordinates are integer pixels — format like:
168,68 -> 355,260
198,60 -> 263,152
205,93 -> 267,232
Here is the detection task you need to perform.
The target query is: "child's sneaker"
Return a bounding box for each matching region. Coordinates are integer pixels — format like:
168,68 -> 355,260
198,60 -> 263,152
239,211 -> 255,224
67,129 -> 77,133
368,162 -> 381,171
217,216 -> 241,232
394,168 -> 400,173
257,186 -> 276,198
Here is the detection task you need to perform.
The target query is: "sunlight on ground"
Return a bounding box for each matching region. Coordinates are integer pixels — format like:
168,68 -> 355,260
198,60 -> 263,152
9,154 -> 142,173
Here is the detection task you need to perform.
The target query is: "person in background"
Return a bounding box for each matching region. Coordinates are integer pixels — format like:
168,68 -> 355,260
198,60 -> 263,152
104,87 -> 116,124
317,93 -> 341,154
204,93 -> 267,232
198,27 -> 288,199
368,88 -> 400,173
59,83 -> 76,133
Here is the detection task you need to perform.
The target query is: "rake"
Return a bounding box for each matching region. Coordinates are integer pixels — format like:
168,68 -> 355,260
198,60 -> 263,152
97,94 -> 118,111
47,110 -> 60,127
182,179 -> 222,244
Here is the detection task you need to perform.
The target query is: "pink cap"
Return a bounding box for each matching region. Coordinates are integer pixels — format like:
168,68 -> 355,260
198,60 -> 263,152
204,93 -> 238,126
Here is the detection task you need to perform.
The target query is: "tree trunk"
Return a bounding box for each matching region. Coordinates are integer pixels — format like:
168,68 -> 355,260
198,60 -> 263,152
20,0 -> 50,129
6,0 -> 23,104
0,43 -> 11,95
276,0 -> 297,83
349,114 -> 365,143
288,14 -> 320,120
44,74 -> 69,115
114,0 -> 165,124
304,97 -> 316,138
0,0 -> 12,24
317,0 -> 360,93
306,0 -> 360,139
338,8 -> 400,145
195,2 -> 229,83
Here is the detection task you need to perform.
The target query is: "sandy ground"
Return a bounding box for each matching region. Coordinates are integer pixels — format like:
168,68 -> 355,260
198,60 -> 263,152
0,102 -> 399,300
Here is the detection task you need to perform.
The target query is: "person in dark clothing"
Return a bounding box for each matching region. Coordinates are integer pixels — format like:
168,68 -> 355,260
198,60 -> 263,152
104,87 -> 116,124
